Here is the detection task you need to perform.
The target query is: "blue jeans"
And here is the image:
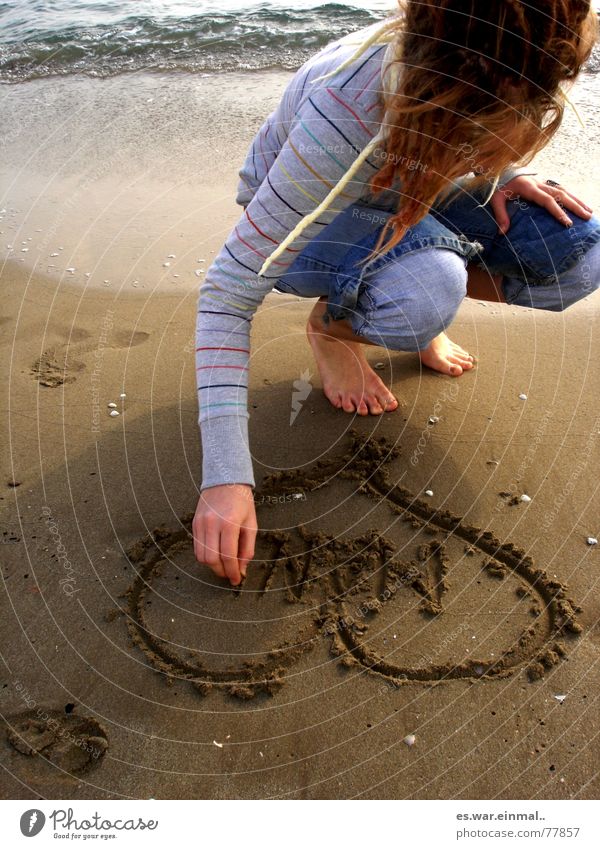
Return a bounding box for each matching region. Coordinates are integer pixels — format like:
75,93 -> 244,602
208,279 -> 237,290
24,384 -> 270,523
274,183 -> 600,351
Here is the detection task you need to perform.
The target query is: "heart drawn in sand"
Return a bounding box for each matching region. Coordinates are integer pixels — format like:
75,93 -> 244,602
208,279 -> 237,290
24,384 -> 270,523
124,430 -> 582,700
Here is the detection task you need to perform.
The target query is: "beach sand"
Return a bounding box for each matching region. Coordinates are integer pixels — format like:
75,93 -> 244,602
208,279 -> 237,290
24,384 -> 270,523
1,70 -> 599,799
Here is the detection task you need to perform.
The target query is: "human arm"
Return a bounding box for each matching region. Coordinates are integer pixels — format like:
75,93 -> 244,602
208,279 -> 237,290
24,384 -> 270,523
194,83 -> 385,582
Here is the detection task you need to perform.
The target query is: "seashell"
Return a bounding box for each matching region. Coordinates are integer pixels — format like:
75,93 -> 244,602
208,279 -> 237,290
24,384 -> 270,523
195,269 -> 204,276
107,402 -> 117,409
519,393 -> 528,400
424,489 -> 433,497
84,272 -> 91,277
374,362 -> 385,370
162,262 -> 170,267
554,694 -> 567,703
119,393 -> 126,399
587,537 -> 598,546
167,254 -> 176,259
66,267 -> 75,273
403,734 -> 416,747
109,410 -> 120,417
21,248 -> 28,252
50,252 -> 59,257
428,416 -> 439,424
520,494 -> 531,503
213,740 -> 223,748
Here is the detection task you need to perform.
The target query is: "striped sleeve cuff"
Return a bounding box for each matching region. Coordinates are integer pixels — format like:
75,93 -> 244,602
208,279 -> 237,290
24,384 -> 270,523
200,414 -> 255,490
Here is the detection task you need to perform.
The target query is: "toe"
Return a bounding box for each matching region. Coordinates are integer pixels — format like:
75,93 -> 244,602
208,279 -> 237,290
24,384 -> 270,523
356,398 -> 369,415
342,397 -> 355,413
368,397 -> 384,414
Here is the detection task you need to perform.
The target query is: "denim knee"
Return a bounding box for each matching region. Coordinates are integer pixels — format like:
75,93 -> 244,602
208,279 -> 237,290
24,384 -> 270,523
351,248 -> 468,351
503,239 -> 600,312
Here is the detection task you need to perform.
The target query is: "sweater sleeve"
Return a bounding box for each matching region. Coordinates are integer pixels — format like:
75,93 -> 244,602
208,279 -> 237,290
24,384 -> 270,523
196,84 -> 383,490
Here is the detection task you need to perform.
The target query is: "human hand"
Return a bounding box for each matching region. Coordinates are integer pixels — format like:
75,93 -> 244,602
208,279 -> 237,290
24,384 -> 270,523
193,484 -> 257,586
491,175 -> 593,235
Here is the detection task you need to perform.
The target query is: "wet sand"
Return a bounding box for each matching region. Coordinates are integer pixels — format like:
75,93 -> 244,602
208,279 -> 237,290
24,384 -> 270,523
1,70 -> 599,799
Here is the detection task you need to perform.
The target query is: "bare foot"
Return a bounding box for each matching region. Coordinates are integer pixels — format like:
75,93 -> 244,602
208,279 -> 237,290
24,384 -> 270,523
419,332 -> 475,376
306,313 -> 398,415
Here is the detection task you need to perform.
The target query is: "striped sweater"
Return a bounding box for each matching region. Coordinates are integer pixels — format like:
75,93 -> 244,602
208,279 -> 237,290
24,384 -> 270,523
196,19 -> 529,490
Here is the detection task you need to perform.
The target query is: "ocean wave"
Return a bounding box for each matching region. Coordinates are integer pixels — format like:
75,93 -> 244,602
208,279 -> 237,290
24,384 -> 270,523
0,2 -> 598,83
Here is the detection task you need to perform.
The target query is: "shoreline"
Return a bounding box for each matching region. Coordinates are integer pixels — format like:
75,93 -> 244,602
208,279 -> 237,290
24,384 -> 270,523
1,65 -> 600,800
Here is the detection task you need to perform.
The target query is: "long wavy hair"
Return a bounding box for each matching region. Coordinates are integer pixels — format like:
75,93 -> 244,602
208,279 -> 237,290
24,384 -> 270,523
362,0 -> 598,265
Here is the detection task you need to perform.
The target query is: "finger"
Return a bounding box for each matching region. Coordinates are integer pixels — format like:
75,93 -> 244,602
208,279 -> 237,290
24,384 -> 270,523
531,188 -> 573,227
200,518 -> 226,579
543,184 -> 593,213
220,525 -> 242,586
490,192 -> 511,234
238,523 -> 257,578
539,185 -> 591,220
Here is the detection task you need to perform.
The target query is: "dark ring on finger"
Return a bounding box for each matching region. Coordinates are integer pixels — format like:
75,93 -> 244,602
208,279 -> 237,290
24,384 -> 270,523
545,179 -> 561,188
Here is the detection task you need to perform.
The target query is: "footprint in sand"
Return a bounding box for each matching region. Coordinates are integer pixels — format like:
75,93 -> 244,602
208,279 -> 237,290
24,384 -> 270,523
31,327 -> 150,387
123,430 -> 582,700
5,708 -> 108,775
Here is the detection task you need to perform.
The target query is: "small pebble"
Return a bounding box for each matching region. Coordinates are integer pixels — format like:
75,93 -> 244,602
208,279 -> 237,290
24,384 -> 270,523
66,267 -> 75,273
167,254 -> 176,259
109,410 -> 120,417
162,262 -> 171,267
519,393 -> 528,400
424,489 -> 434,497
520,494 -> 531,503
50,252 -> 59,257
403,734 -> 416,747
107,402 -> 117,409
21,248 -> 28,252
586,537 -> 598,546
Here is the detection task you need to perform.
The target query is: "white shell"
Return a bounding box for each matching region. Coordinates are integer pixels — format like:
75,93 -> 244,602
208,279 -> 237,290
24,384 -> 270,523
162,262 -> 171,267
213,740 -> 223,748
520,494 -> 532,503
403,734 -> 416,747
107,402 -> 117,408
195,269 -> 204,276
519,393 -> 528,400
66,267 -> 75,273
587,537 -> 598,546
167,254 -> 176,258
554,695 -> 567,703
428,416 -> 439,424
424,489 -> 434,497
109,410 -> 120,417
50,252 -> 59,257
119,393 -> 127,399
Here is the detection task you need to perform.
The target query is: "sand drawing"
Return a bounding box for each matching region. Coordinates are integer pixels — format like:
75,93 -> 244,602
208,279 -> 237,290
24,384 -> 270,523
31,327 -> 150,387
5,709 -> 108,775
124,430 -> 582,700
